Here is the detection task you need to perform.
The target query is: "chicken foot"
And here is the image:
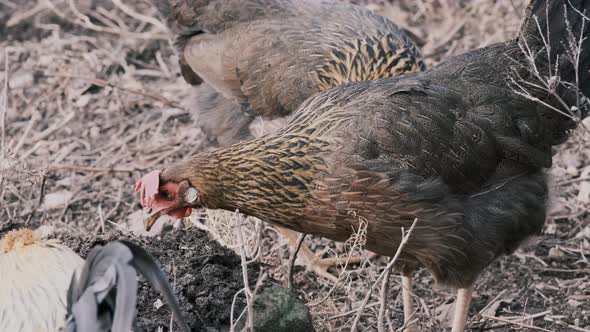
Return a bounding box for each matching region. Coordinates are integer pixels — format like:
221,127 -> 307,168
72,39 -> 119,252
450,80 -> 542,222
451,286 -> 474,332
401,271 -> 419,332
278,226 -> 362,283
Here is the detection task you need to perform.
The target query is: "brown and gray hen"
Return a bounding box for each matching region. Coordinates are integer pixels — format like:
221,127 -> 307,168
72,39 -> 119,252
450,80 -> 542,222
154,0 -> 426,281
155,0 -> 425,144
138,0 -> 589,331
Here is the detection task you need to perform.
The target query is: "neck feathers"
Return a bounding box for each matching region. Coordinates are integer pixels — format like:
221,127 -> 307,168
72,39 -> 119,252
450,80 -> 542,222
179,134 -> 335,224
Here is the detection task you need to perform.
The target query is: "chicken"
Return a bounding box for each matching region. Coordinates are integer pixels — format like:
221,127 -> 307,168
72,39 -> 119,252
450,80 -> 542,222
154,0 -> 426,280
155,0 -> 424,137
137,0 -> 589,331
0,227 -> 84,332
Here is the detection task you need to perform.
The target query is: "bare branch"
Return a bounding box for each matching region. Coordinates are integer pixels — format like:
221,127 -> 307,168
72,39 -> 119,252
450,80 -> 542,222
235,210 -> 254,332
350,218 -> 419,331
288,232 -> 306,289
377,257 -> 393,332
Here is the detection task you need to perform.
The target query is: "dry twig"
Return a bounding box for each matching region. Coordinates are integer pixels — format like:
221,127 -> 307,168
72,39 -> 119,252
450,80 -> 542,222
288,232 -> 306,289
481,314 -> 552,332
43,0 -> 168,40
350,218 -> 419,331
24,171 -> 47,224
377,257 -> 393,332
0,48 -> 8,196
234,210 -> 254,332
44,73 -> 187,111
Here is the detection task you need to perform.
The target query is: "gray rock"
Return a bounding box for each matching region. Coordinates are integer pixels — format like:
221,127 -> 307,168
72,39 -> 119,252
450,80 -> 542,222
8,70 -> 34,89
237,283 -> 315,332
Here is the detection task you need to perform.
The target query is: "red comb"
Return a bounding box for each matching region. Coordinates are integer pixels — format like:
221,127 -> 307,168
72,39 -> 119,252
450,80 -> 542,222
135,170 -> 161,208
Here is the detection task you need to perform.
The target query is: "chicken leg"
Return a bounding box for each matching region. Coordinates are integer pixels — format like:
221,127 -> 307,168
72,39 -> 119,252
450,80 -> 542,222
277,226 -> 361,282
451,286 -> 473,332
401,271 -> 418,332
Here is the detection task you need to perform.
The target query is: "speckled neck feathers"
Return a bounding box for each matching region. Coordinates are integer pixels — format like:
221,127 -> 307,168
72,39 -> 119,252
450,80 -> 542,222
162,131 -> 341,226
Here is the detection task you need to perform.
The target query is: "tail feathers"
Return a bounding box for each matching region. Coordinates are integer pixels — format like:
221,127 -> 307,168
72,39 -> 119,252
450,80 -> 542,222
63,240 -> 190,332
518,0 -> 590,101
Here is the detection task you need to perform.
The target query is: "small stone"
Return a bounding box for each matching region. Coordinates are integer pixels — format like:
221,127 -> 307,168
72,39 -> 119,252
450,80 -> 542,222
75,94 -> 92,108
577,182 -> 590,204
566,165 -> 580,177
38,55 -> 54,66
9,71 -> 34,89
548,247 -> 565,258
42,191 -> 73,210
55,177 -> 73,187
544,223 -> 558,235
568,299 -> 582,308
89,126 -> 100,139
236,283 -> 315,332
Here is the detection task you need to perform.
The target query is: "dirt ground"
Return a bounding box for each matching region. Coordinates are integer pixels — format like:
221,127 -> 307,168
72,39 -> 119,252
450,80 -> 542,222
1,0 -> 589,331
63,230 -> 264,331
0,221 -> 258,331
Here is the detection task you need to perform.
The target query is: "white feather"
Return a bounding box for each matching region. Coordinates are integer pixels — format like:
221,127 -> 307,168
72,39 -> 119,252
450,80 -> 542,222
0,229 -> 84,332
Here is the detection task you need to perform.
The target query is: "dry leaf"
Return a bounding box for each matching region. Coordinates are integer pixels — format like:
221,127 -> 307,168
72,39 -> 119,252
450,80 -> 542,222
574,226 -> 590,240
8,70 -> 34,89
567,299 -> 583,308
548,247 -> 566,259
481,296 -> 515,317
562,151 -> 583,170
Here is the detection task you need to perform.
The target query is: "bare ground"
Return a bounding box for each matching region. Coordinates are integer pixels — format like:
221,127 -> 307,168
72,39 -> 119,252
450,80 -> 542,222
0,0 -> 589,331
0,221 -> 259,331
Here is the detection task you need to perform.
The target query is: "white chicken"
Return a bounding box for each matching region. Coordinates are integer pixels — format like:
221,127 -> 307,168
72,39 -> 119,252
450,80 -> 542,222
0,228 -> 84,332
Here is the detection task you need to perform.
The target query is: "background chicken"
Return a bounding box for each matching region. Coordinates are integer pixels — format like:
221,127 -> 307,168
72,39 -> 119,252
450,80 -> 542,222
152,0 -> 426,281
155,0 -> 425,144
137,0 -> 590,331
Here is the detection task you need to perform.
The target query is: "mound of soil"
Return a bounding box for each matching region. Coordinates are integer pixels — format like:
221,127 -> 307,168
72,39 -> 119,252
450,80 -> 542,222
60,228 -> 257,331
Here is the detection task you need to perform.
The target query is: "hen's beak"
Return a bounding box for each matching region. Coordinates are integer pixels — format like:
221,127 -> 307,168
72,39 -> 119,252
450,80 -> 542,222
144,208 -> 193,232
145,210 -> 163,232
143,186 -> 198,231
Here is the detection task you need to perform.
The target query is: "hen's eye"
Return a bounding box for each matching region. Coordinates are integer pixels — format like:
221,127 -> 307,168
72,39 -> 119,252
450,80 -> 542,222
161,191 -> 175,201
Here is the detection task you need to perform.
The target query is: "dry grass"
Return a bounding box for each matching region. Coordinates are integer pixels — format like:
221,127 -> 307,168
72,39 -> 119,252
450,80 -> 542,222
1,0 -> 589,331
371,0 -> 528,65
